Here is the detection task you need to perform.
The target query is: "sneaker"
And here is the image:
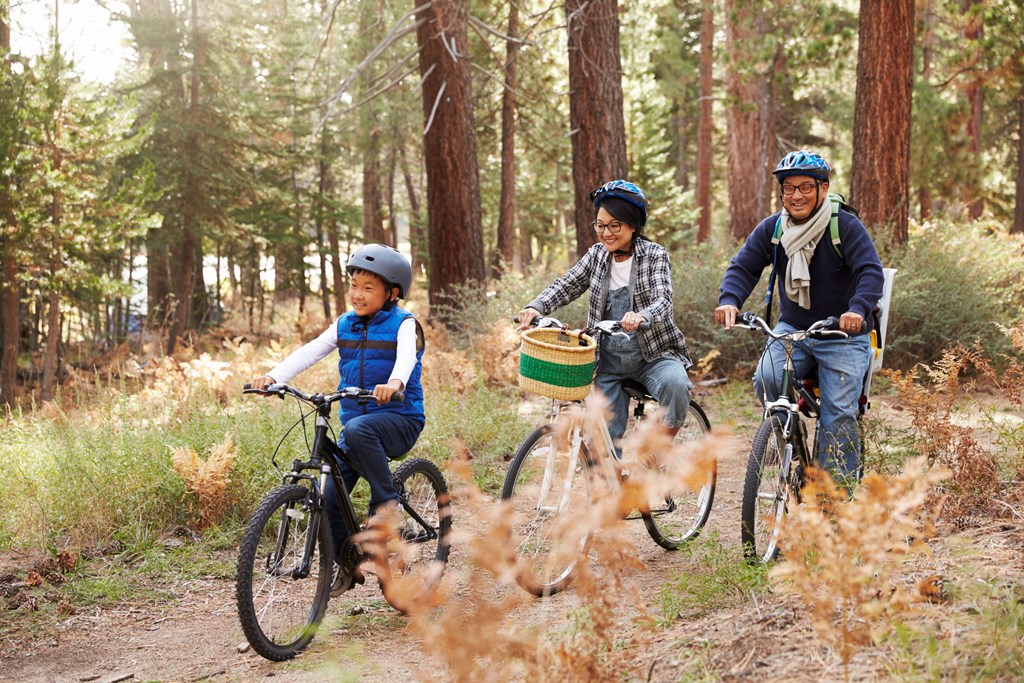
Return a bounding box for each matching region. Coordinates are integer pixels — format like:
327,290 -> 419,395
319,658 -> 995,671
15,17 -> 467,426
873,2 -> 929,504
330,562 -> 364,598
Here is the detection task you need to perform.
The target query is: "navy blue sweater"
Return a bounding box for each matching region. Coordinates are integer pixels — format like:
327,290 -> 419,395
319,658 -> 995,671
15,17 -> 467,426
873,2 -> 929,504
718,209 -> 885,332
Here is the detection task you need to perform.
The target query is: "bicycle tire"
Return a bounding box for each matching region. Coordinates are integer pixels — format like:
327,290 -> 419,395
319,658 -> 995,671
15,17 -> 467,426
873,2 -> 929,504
380,457 -> 453,614
236,484 -> 332,661
641,401 -> 717,550
500,423 -> 592,597
740,414 -> 791,563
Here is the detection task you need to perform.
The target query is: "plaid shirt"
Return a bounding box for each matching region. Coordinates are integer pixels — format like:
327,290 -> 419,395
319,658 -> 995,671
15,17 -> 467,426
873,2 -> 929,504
525,238 -> 692,368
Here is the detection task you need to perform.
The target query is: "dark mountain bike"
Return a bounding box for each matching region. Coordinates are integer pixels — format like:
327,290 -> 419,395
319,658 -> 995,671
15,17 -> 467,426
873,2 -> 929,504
236,383 -> 451,661
733,312 -> 863,563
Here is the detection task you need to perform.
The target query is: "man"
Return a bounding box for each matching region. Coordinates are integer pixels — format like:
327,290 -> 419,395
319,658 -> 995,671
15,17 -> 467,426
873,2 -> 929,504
715,150 -> 884,486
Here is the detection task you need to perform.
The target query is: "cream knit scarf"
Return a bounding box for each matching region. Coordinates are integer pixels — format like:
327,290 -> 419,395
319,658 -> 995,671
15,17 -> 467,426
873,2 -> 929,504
779,197 -> 831,309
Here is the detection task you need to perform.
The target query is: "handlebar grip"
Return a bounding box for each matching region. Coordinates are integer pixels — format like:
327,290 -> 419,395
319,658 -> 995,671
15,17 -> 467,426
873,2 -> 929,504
637,321 -> 652,331
821,316 -> 840,330
243,383 -> 252,391
513,316 -> 520,324
391,391 -> 405,403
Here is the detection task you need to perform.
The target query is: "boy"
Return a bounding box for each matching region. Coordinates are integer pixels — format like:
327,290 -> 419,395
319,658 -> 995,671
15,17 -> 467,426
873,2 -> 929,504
249,243 -> 425,595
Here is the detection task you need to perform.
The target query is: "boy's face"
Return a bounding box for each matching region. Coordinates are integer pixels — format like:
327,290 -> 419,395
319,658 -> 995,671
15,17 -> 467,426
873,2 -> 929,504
349,271 -> 393,316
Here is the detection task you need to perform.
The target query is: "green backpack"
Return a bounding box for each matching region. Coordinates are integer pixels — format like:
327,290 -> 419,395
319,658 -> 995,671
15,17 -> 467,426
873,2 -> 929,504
764,193 -> 858,323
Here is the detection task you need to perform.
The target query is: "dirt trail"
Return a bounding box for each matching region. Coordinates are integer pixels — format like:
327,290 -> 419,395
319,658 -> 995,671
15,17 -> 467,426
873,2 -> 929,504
2,392 -> 1021,682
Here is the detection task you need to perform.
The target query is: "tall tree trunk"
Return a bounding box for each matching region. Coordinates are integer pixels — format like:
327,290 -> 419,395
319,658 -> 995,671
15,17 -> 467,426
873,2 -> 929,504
363,127 -> 385,243
414,0 -> 484,317
400,147 -> 422,274
494,0 -> 520,276
695,0 -> 713,243
1,8 -> 18,408
851,0 -> 914,245
167,0 -> 202,355
918,0 -> 935,220
566,0 -> 627,258
963,0 -> 984,221
1014,84 -> 1024,235
725,0 -> 775,241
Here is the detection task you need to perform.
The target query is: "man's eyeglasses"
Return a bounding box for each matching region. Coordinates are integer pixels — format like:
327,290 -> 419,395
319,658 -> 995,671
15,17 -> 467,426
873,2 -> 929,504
781,181 -> 821,196
592,220 -> 625,234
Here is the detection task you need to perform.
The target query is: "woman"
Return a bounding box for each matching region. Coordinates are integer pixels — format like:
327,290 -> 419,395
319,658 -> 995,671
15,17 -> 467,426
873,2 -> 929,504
517,180 -> 693,452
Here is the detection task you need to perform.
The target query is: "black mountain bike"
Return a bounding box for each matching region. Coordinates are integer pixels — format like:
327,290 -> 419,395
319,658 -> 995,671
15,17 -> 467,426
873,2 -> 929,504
734,312 -> 862,563
236,383 -> 451,661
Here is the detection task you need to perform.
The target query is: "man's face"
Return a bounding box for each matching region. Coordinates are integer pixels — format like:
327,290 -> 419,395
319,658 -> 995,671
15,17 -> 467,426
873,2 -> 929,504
781,175 -> 827,222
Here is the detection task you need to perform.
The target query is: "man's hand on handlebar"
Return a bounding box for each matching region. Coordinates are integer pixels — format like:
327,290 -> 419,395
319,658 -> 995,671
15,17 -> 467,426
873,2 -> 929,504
715,304 -> 739,329
839,311 -> 865,335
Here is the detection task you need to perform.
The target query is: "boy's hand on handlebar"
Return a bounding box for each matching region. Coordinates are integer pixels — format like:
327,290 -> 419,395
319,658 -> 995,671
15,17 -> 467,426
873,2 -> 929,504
715,304 -> 739,329
839,312 -> 865,334
373,379 -> 404,405
620,311 -> 646,332
249,375 -> 276,392
516,307 -> 541,330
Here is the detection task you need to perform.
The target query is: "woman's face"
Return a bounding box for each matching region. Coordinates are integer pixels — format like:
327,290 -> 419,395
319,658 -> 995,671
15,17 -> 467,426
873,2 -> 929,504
593,207 -> 635,254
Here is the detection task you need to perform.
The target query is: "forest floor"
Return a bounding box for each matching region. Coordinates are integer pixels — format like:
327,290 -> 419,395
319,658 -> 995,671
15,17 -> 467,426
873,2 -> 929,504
1,387 -> 1022,683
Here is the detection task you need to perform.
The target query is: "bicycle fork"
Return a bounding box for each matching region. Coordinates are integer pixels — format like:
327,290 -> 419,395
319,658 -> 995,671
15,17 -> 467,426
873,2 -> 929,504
536,423 -> 584,515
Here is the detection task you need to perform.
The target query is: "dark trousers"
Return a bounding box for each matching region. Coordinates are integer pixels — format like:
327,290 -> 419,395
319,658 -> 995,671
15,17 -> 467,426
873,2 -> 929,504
324,411 -> 423,563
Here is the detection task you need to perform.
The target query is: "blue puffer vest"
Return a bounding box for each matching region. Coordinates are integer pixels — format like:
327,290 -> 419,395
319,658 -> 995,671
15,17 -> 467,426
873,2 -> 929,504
336,306 -> 425,425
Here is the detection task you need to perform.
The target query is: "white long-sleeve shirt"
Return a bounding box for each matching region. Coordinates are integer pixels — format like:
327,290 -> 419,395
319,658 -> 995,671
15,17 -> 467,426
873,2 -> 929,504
267,317 -> 418,390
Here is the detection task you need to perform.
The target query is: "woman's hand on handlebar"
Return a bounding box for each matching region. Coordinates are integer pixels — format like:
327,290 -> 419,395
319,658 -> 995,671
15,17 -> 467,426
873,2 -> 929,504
516,307 -> 541,330
715,304 -> 740,329
373,379 -> 404,405
620,311 -> 646,332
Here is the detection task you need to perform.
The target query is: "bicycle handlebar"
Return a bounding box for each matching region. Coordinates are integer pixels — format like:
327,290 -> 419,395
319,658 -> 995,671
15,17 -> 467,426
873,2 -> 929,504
514,315 -> 652,334
242,383 -> 405,405
734,312 -> 854,340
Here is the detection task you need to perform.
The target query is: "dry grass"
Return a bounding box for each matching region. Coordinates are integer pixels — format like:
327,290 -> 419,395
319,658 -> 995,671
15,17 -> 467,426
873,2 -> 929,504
170,434 -> 238,528
360,396 -> 724,682
771,457 -> 950,677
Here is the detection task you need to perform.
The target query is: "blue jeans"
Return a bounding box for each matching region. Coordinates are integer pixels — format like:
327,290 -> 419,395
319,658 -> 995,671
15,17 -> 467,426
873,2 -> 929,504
753,321 -> 871,485
324,411 -> 423,562
593,353 -> 693,456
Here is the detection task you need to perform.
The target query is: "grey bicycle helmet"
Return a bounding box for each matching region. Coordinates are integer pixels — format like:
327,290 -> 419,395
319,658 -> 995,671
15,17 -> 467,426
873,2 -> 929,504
772,150 -> 831,182
346,244 -> 413,299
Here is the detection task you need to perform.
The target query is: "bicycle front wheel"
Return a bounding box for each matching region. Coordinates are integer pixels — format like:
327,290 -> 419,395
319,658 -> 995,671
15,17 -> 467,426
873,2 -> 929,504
641,401 -> 717,550
236,484 -> 332,661
740,414 -> 790,563
500,424 -> 592,597
380,457 -> 452,613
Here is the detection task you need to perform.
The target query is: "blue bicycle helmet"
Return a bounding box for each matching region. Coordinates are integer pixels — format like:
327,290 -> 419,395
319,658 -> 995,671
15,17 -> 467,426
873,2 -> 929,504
772,150 -> 831,183
346,244 -> 413,299
588,180 -> 650,228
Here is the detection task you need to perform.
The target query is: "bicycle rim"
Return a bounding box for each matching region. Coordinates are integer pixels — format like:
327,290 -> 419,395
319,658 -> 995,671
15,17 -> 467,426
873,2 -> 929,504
501,424 -> 591,597
741,415 -> 789,563
641,402 -> 717,549
381,458 -> 452,613
236,484 -> 331,661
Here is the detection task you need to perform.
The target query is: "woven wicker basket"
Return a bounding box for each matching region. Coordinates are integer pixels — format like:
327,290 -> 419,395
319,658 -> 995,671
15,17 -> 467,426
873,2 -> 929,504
518,328 -> 596,401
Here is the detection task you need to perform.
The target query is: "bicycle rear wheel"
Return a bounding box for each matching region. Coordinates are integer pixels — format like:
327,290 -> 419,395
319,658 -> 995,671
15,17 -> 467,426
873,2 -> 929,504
501,424 -> 592,597
380,457 -> 452,613
236,484 -> 332,661
641,401 -> 717,549
740,414 -> 790,563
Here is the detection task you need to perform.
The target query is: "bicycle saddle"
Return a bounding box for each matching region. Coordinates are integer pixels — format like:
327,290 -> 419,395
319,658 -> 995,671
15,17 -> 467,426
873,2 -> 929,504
621,378 -> 653,401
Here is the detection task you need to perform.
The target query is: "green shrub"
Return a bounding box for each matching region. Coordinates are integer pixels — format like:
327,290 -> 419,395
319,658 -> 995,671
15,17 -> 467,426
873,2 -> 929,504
883,220 -> 1024,370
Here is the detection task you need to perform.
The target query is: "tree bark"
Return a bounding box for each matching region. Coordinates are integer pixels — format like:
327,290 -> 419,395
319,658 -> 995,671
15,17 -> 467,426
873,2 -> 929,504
494,0 -> 520,276
963,0 -> 984,221
725,0 -> 776,241
695,0 -> 713,243
566,0 -> 627,258
1,9 -> 18,408
1014,84 -> 1024,234
851,0 -> 914,245
414,0 -> 484,317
